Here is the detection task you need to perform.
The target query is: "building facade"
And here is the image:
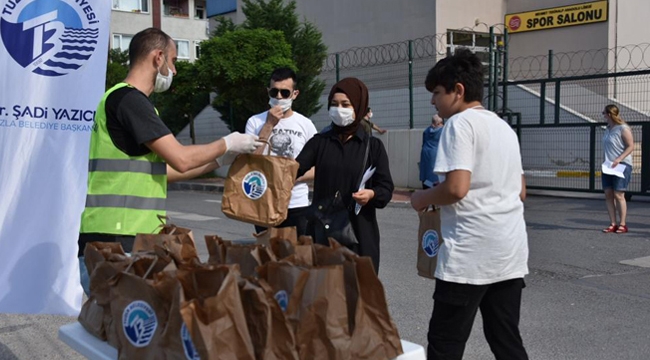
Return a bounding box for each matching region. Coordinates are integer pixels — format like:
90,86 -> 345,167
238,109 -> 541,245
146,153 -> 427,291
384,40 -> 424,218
111,0 -> 210,61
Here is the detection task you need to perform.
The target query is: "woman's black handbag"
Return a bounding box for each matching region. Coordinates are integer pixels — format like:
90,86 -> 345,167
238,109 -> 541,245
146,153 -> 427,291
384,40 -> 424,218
308,137 -> 370,247
310,190 -> 358,246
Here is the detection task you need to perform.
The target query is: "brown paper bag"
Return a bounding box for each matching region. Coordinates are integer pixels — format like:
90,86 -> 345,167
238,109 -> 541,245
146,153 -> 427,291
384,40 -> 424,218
312,242 -> 403,359
109,254 -> 173,360
222,152 -> 299,227
178,265 -> 256,360
79,242 -> 130,343
417,207 -> 443,279
254,226 -> 298,247
156,270 -> 202,360
133,232 -> 199,268
260,261 -> 350,360
239,277 -> 299,360
349,256 -> 403,359
204,235 -> 228,265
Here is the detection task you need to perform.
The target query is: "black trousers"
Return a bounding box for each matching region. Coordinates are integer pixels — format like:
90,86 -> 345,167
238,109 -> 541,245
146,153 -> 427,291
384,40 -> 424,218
254,206 -> 310,236
428,278 -> 528,360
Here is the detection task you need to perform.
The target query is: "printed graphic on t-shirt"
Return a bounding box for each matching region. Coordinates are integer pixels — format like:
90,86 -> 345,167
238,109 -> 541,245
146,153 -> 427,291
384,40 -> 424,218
271,128 -> 304,158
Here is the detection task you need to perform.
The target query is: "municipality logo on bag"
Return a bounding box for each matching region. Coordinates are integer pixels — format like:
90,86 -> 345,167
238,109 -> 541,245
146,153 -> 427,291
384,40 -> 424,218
275,290 -> 288,312
422,230 -> 440,258
242,171 -> 267,200
122,300 -> 158,347
1,0 -> 100,77
181,323 -> 200,360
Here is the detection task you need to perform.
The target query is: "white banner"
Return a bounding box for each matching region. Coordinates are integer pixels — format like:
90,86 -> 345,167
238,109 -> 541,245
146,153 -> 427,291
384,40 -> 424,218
0,0 -> 110,315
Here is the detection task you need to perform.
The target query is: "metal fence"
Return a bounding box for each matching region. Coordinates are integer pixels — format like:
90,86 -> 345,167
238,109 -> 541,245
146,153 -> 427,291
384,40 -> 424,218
312,33 -> 650,195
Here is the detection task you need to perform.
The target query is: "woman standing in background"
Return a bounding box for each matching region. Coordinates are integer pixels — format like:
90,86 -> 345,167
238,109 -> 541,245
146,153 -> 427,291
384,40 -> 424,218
601,104 -> 634,234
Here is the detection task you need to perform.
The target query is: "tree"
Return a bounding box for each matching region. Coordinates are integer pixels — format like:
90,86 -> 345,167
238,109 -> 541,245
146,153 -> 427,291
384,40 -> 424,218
240,0 -> 327,120
196,29 -> 295,132
207,0 -> 328,130
105,49 -> 129,90
151,61 -> 209,138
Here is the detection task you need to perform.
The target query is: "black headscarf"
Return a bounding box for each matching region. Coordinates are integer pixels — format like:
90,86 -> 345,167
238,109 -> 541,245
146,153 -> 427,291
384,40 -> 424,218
327,77 -> 369,138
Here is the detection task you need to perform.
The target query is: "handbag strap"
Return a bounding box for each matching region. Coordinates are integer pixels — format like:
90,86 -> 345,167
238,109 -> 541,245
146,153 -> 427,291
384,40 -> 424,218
357,135 -> 371,188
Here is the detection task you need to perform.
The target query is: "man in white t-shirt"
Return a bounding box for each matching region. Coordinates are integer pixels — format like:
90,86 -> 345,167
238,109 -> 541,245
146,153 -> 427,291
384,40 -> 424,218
245,67 -> 317,235
411,49 -> 529,360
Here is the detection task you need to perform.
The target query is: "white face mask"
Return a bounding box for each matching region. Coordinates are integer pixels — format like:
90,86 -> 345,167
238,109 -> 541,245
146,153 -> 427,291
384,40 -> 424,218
154,58 -> 173,93
329,107 -> 355,127
269,97 -> 292,112
603,114 -> 609,121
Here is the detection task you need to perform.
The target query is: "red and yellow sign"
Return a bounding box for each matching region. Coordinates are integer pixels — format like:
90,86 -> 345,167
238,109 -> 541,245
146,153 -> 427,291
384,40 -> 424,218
505,1 -> 608,34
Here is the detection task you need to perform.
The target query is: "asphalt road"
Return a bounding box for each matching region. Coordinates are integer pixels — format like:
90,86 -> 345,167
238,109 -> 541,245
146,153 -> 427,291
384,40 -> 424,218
1,190 -> 649,359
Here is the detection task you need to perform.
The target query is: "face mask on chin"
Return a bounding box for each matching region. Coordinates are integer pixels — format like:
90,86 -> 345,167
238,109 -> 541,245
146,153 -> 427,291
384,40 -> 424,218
329,107 -> 355,127
154,57 -> 173,93
269,97 -> 293,112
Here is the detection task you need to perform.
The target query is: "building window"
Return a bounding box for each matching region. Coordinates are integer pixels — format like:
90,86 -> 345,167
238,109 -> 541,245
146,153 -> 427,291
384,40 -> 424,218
194,41 -> 202,59
195,5 -> 205,19
164,0 -> 189,17
113,34 -> 133,52
446,30 -> 503,79
175,40 -> 190,59
112,0 -> 148,13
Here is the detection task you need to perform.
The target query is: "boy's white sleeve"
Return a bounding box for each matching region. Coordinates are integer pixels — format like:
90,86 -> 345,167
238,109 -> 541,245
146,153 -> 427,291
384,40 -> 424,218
433,116 -> 475,174
305,121 -> 317,140
244,114 -> 261,136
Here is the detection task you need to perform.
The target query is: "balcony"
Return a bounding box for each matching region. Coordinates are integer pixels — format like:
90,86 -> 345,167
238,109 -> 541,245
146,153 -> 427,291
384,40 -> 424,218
163,0 -> 206,20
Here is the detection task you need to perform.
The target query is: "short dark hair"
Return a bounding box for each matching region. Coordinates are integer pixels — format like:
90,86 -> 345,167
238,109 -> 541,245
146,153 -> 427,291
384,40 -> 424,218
128,28 -> 172,68
270,67 -> 297,88
424,48 -> 484,103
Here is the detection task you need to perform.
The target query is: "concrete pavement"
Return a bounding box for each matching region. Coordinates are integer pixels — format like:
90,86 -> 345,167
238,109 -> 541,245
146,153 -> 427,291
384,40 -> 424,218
2,189 -> 650,359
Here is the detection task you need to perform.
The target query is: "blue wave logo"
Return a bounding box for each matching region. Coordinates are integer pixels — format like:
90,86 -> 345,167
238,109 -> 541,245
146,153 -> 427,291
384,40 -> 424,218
0,0 -> 99,77
242,171 -> 267,200
122,300 -> 158,348
180,323 -> 200,360
422,230 -> 440,258
274,290 -> 288,312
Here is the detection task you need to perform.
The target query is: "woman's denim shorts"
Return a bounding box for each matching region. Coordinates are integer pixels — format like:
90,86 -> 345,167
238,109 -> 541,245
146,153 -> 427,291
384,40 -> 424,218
602,163 -> 632,191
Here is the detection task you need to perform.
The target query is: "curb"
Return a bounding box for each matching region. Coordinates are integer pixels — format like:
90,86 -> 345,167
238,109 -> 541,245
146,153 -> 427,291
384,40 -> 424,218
168,182 -> 413,207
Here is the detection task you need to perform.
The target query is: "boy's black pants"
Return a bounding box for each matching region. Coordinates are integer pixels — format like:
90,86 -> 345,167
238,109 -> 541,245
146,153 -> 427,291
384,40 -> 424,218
427,278 -> 528,360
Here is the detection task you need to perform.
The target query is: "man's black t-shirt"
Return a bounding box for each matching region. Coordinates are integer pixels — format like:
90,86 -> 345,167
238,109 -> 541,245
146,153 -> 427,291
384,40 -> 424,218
104,86 -> 171,156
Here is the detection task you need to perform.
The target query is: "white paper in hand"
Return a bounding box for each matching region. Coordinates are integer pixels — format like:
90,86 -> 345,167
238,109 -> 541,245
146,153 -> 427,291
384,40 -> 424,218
601,160 -> 626,178
355,167 -> 376,215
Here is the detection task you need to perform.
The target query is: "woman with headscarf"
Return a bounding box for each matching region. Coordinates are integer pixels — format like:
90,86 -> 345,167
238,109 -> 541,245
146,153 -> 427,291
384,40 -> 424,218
295,78 -> 394,271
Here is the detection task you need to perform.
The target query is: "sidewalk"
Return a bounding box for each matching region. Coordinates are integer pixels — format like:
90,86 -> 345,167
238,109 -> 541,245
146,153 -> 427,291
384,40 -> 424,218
168,178 -> 414,205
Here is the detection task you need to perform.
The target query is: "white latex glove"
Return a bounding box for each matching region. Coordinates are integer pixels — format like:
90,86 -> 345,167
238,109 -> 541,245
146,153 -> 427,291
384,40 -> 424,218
216,152 -> 238,167
223,132 -> 262,153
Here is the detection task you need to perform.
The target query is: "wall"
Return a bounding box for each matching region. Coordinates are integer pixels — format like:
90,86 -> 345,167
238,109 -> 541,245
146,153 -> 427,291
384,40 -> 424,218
435,0 -> 505,35
111,11 -> 153,38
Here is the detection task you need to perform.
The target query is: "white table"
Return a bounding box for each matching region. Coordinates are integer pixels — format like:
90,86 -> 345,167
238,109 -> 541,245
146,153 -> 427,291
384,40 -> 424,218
59,322 -> 425,360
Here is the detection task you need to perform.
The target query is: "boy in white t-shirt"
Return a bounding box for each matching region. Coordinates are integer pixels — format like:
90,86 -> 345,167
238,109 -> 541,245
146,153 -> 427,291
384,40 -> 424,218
245,68 -> 317,235
410,49 -> 529,360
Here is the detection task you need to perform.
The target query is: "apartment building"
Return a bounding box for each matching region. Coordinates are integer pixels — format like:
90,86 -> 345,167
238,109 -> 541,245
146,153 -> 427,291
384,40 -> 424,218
111,0 -> 210,61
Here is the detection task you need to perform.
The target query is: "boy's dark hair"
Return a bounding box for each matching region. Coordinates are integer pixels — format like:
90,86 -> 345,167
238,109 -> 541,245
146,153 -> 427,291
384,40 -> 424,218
270,67 -> 297,88
424,48 -> 484,103
129,28 -> 172,68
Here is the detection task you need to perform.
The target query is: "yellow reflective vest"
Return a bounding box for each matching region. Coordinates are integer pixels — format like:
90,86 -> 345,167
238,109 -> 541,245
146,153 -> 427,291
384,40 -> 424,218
80,83 -> 166,235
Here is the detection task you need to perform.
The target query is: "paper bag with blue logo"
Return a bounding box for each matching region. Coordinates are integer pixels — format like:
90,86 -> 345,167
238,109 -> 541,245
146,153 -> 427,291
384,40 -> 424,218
109,253 -> 173,360
222,152 -> 299,227
417,207 -> 443,279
